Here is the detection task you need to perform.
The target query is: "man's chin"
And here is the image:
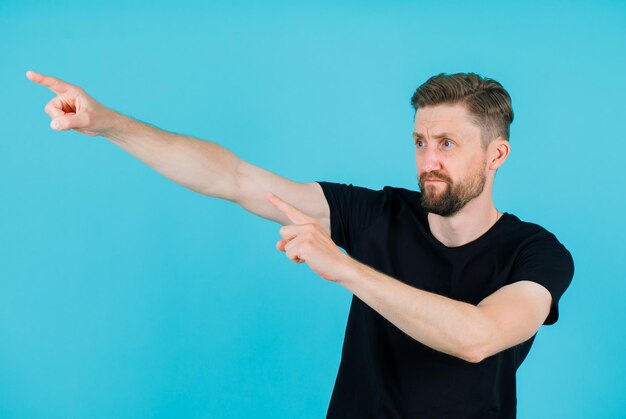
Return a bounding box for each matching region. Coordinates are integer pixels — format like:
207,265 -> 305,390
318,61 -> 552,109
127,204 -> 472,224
422,187 -> 446,200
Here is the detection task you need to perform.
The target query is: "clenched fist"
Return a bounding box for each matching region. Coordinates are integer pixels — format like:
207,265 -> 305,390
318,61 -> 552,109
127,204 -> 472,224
26,70 -> 117,137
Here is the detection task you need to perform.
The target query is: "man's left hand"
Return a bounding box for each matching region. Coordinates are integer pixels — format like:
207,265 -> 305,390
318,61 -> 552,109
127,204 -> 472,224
265,192 -> 354,282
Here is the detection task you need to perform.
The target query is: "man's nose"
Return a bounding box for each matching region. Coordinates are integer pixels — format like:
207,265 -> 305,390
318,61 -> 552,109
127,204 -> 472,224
417,147 -> 443,172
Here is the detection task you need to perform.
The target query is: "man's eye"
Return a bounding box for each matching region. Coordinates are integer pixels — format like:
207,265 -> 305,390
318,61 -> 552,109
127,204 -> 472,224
443,139 -> 454,148
415,140 -> 424,147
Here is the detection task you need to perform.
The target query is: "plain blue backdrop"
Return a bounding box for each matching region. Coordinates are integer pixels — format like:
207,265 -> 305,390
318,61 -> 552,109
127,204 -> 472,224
1,0 -> 625,417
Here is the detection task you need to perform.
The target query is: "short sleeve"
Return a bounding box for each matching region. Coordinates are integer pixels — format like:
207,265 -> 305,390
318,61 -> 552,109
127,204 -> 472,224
316,181 -> 389,254
509,231 -> 575,325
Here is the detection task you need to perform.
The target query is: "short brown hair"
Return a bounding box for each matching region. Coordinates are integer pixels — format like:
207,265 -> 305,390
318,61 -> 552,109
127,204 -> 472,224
410,72 -> 514,147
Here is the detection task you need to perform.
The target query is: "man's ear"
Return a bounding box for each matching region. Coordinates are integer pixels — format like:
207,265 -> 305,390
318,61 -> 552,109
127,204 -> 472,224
488,137 -> 510,170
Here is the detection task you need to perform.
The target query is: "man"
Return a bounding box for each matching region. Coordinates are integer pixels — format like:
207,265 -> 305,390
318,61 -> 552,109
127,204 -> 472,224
27,70 -> 574,418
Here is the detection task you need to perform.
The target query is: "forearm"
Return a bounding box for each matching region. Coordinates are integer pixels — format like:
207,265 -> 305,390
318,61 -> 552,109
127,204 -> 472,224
102,112 -> 241,200
338,260 -> 492,363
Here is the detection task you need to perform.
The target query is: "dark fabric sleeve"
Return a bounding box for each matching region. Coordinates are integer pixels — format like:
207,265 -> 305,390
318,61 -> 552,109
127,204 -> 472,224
508,231 -> 575,325
316,181 -> 389,254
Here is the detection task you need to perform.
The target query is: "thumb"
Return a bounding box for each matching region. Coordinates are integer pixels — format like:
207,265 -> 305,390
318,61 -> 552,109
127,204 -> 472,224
276,238 -> 287,252
51,113 -> 88,131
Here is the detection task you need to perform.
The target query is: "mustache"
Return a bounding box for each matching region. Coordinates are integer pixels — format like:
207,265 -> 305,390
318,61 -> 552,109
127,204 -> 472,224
419,173 -> 451,183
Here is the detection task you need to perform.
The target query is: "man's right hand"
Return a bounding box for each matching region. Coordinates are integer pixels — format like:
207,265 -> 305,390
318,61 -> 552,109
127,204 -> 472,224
25,70 -> 330,230
26,70 -> 116,137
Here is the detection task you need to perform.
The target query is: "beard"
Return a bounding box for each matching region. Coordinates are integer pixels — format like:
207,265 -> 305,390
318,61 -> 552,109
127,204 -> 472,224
418,159 -> 487,217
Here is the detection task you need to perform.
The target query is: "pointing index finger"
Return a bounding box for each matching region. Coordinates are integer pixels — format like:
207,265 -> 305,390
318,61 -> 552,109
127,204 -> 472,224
26,70 -> 73,95
266,192 -> 314,225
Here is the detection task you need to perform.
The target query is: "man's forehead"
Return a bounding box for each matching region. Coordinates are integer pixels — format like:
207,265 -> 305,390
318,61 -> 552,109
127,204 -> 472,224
413,104 -> 479,138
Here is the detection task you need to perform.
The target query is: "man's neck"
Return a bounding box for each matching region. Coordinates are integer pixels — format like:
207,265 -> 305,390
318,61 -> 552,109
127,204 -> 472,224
427,194 -> 501,248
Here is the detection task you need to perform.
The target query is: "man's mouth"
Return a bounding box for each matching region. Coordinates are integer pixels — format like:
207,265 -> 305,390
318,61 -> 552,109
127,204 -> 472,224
424,179 -> 446,184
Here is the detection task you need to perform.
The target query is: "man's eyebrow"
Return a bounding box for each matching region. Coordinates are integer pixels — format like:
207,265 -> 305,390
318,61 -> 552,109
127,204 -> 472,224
412,131 -> 459,139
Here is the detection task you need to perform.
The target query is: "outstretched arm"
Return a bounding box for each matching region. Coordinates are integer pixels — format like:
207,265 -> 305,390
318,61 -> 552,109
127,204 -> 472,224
26,70 -> 330,232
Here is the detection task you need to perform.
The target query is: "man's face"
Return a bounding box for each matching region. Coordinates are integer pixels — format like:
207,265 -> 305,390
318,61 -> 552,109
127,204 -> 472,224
413,103 -> 489,217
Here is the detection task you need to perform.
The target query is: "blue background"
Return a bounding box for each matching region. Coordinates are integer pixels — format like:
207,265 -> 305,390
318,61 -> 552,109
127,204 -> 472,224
2,1 -> 625,417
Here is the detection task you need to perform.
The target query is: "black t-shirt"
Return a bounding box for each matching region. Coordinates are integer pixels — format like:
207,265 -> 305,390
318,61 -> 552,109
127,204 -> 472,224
316,181 -> 575,419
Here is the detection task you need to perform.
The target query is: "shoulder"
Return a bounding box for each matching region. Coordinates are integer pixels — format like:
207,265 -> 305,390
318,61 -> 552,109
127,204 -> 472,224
380,185 -> 423,209
504,213 -> 568,247
314,182 -> 427,226
503,215 -> 575,325
316,182 -> 415,206
381,185 -> 422,198
492,213 -> 575,275
504,213 -> 575,272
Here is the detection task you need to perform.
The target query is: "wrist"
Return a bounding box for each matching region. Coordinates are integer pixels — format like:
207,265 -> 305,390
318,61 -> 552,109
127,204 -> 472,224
335,254 -> 364,286
101,110 -> 130,140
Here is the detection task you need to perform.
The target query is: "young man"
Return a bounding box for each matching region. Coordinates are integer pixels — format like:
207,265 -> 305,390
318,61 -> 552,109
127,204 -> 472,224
27,70 -> 574,418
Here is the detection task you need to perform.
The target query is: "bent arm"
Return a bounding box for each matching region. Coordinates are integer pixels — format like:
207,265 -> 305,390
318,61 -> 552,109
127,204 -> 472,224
337,261 -> 551,363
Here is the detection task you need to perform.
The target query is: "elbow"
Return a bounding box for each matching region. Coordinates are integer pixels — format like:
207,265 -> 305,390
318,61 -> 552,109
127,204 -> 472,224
452,337 -> 487,364
462,347 -> 487,364
458,315 -> 495,364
